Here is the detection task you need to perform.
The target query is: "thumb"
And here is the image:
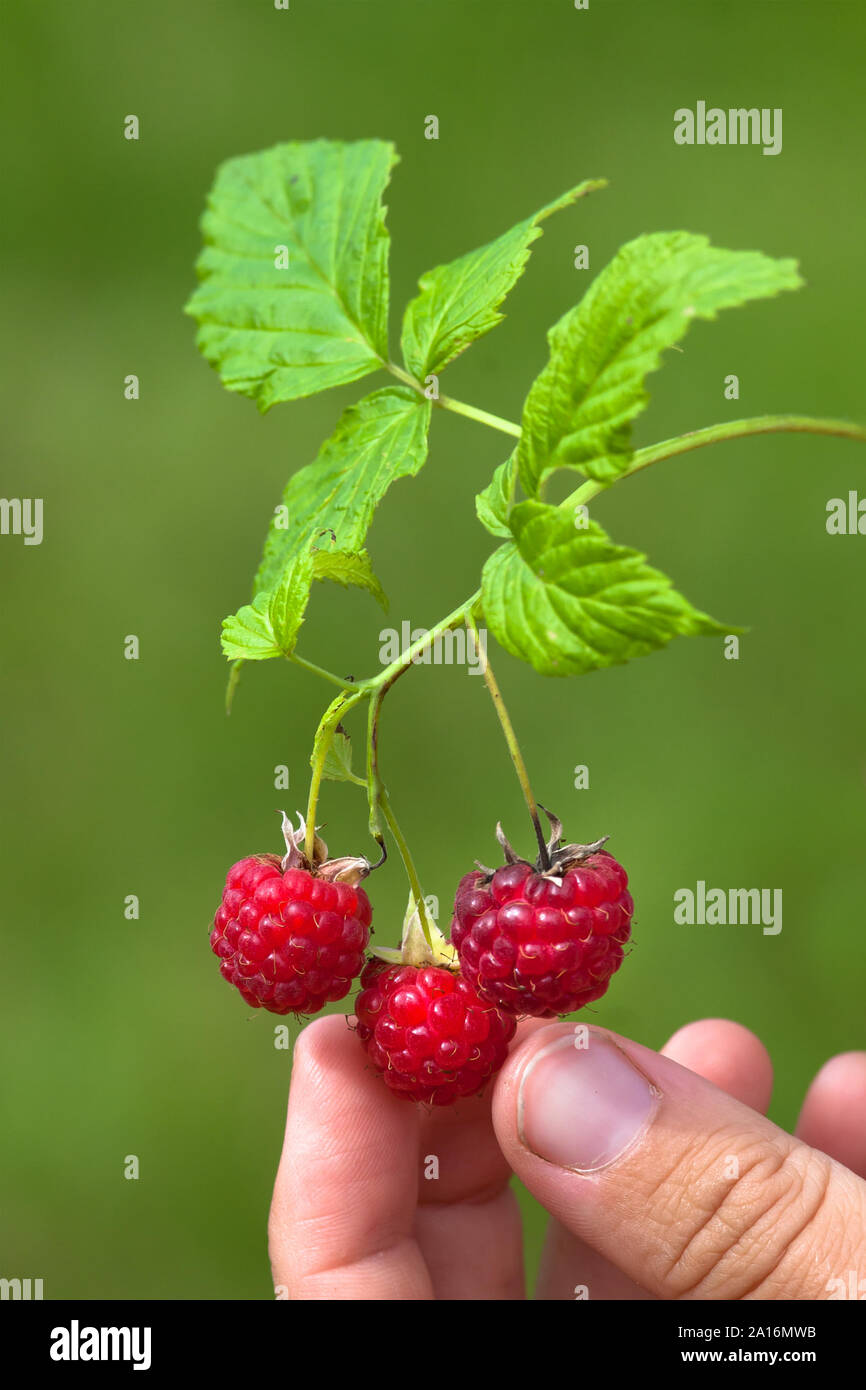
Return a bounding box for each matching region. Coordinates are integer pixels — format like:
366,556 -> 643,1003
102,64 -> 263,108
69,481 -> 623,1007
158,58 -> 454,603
492,1023 -> 866,1300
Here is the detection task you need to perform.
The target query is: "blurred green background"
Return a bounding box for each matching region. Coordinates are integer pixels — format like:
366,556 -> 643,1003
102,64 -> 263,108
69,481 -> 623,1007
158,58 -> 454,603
1,0 -> 864,1299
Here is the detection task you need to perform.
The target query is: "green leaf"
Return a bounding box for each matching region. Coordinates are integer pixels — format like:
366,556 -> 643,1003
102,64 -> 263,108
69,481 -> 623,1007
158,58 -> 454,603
518,232 -> 803,494
401,180 -> 606,378
223,387 -> 427,660
311,549 -> 388,610
480,500 -> 729,677
320,727 -> 364,785
221,554 -> 314,660
221,595 -> 279,661
255,386 -> 430,598
185,139 -> 396,410
476,454 -> 517,538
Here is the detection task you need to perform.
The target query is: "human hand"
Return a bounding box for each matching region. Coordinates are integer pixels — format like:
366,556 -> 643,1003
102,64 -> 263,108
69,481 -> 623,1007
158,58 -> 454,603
268,1014 -> 541,1298
269,1016 -> 866,1299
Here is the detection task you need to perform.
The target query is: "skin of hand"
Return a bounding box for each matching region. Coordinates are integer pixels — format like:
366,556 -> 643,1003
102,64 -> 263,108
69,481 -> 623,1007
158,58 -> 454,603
268,1015 -> 866,1300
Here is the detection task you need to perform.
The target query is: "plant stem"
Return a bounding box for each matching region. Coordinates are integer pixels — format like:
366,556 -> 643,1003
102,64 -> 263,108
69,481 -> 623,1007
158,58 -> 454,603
559,414 -> 866,512
358,593 -> 488,933
366,683 -> 433,944
465,613 -> 550,869
304,689 -> 367,861
300,592 -> 483,877
375,592 -> 482,688
290,594 -> 481,697
386,361 -> 423,390
385,359 -> 522,439
437,394 -> 522,439
303,750 -> 328,863
365,685 -> 388,843
379,789 -> 433,946
225,660 -> 243,715
288,651 -> 360,690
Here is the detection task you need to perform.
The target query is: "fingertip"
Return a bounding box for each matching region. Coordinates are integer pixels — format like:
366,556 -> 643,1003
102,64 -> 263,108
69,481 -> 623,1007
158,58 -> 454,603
796,1051 -> 866,1177
805,1049 -> 866,1093
661,1018 -> 773,1113
288,1010 -> 365,1090
290,1010 -> 354,1068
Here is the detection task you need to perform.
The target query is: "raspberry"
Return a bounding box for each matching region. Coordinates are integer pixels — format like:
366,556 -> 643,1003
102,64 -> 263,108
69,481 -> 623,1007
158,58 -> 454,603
354,959 -> 516,1105
210,814 -> 375,1016
450,818 -> 633,1018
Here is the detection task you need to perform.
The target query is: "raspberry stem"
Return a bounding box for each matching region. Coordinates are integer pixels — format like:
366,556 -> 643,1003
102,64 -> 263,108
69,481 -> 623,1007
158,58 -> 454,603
288,652 -> 358,690
304,689 -> 367,862
386,360 -> 522,439
303,594 -> 484,897
559,414 -> 866,512
379,789 -> 433,945
436,394 -> 522,439
366,683 -> 434,944
374,594 -> 480,686
464,612 -> 551,870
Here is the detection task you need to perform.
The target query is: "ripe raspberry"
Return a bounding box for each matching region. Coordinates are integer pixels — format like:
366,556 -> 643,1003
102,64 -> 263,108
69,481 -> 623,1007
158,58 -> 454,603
354,959 -> 516,1105
210,814 -> 374,1015
450,819 -> 633,1018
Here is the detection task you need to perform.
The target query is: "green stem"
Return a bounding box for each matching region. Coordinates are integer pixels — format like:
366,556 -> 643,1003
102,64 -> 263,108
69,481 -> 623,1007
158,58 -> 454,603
289,594 -> 481,695
303,750 -> 328,864
357,593 -> 488,936
300,592 -> 482,878
385,359 -> 522,439
366,682 -> 433,944
375,592 -> 482,688
225,660 -> 243,715
299,595 -> 481,866
387,361 -> 423,390
379,789 -> 432,945
288,651 -> 360,691
365,685 -> 389,844
304,689 -> 367,862
437,394 -> 522,439
465,613 -> 549,869
560,415 -> 866,511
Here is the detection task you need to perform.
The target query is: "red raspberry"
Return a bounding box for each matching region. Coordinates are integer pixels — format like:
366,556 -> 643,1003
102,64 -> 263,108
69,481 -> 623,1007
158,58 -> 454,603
210,853 -> 372,1015
450,830 -> 633,1018
354,959 -> 516,1105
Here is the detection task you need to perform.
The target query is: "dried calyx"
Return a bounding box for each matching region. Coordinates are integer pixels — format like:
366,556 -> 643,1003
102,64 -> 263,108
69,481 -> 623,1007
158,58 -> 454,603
475,805 -> 610,883
278,810 -> 385,886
